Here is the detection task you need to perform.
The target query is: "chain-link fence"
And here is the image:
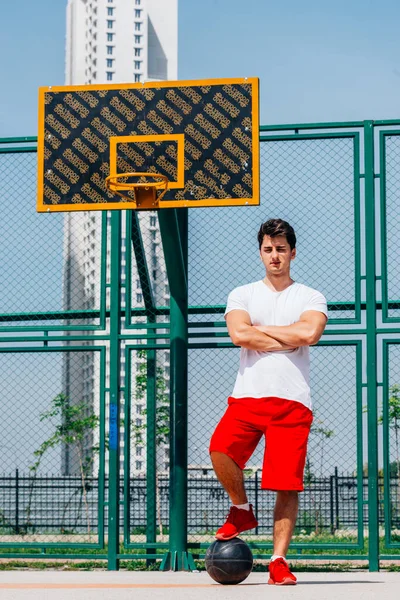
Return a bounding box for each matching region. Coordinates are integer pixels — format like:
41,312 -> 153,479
0,473 -> 398,540
1,121 -> 400,568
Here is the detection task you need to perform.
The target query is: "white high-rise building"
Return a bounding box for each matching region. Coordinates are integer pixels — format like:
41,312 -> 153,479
62,0 -> 177,476
65,0 -> 177,85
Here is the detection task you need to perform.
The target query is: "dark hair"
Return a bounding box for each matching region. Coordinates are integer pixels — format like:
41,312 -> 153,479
257,219 -> 296,250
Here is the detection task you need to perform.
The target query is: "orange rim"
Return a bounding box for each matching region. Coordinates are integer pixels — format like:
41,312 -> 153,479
105,172 -> 169,191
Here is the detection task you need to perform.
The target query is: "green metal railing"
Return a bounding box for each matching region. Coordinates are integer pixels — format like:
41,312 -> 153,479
2,121 -> 400,570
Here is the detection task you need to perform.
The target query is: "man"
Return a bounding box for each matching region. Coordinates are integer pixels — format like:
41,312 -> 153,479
209,218 -> 327,585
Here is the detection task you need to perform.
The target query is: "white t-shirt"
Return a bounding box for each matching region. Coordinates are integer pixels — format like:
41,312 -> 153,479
224,280 -> 328,410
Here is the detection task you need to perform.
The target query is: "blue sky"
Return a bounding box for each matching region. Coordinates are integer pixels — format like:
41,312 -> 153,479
1,0 -> 400,136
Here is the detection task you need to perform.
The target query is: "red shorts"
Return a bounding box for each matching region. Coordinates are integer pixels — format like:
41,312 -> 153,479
209,397 -> 313,491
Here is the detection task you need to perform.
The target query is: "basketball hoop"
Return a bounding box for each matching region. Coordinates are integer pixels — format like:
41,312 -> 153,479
105,172 -> 169,208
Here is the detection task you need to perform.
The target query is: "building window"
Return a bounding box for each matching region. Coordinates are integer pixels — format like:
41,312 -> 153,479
136,405 -> 143,414
137,447 -> 143,456
136,461 -> 142,470
134,22 -> 141,31
165,284 -> 169,295
107,45 -> 113,55
151,230 -> 156,240
165,448 -> 169,458
107,7 -> 114,15
136,419 -> 142,427
164,462 -> 169,470
107,71 -> 113,81
134,35 -> 142,44
134,60 -> 141,70
106,58 -> 114,68
135,0 -> 141,4
108,0 -> 113,3
107,33 -> 114,41
135,9 -> 141,17
135,48 -> 141,57
150,216 -> 156,226
107,19 -> 114,28
152,270 -> 157,280
136,293 -> 143,303
134,74 -> 141,82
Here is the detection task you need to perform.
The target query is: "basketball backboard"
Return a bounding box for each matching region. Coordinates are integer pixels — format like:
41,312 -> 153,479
37,77 -> 259,212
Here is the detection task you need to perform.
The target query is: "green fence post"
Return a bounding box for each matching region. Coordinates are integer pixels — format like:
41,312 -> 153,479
364,120 -> 380,571
146,345 -> 157,565
130,212 -> 158,562
108,211 -> 122,571
158,209 -> 194,571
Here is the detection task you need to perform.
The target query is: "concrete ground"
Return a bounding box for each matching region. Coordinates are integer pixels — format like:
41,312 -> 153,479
0,570 -> 398,600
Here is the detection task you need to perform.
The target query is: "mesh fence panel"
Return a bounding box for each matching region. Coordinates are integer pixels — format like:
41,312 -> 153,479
186,344 -> 360,543
0,152 -> 106,326
383,135 -> 400,319
386,344 -> 400,541
189,137 -> 357,321
126,348 -> 170,545
0,350 -> 102,544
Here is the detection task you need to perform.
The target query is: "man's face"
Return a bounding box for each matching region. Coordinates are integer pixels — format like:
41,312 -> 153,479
259,234 -> 296,277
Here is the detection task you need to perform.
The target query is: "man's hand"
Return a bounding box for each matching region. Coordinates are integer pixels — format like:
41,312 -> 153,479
226,310 -> 298,352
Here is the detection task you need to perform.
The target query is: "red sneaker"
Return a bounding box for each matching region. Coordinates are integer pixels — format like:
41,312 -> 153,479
268,558 -> 297,585
215,505 -> 258,540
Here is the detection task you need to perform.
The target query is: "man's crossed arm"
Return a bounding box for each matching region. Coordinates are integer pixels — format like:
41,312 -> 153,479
225,310 -> 327,352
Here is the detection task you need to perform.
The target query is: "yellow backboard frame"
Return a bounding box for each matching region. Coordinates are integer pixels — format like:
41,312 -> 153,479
37,77 -> 260,212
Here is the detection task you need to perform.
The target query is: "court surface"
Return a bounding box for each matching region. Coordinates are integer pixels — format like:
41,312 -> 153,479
0,570 -> 398,600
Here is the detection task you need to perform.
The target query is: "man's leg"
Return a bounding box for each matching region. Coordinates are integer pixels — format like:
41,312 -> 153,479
210,451 -> 258,540
272,490 -> 299,556
267,490 -> 299,585
210,451 -> 248,504
209,399 -> 261,539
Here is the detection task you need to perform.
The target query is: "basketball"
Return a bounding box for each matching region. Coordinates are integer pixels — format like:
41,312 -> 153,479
205,538 -> 253,584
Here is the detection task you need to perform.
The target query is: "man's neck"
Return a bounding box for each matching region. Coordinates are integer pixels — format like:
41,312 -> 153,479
262,274 -> 294,292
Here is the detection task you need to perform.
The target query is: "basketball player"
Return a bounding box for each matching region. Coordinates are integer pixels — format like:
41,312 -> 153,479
209,218 -> 328,585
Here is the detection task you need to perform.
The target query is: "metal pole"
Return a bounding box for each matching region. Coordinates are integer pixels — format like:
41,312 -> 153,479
335,467 -> 339,531
108,211 -> 122,571
255,469 -> 259,535
15,469 -> 19,535
364,121 -> 380,571
158,209 -> 194,571
146,345 -> 157,565
330,475 -> 334,535
129,211 -> 158,559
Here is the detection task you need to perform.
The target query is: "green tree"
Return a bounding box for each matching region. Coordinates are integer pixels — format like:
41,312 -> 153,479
27,393 -> 99,536
131,350 -> 170,447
